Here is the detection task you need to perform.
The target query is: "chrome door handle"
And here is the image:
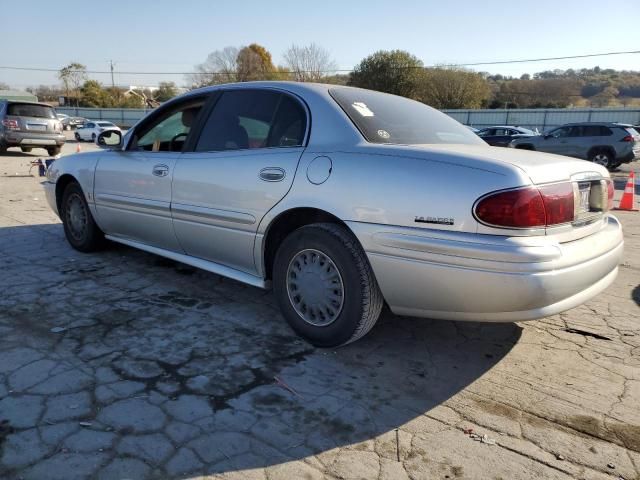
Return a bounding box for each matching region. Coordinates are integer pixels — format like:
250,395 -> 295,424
259,167 -> 285,182
152,164 -> 169,177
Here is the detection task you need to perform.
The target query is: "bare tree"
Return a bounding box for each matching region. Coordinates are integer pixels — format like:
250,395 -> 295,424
58,63 -> 87,106
283,43 -> 337,82
188,47 -> 239,87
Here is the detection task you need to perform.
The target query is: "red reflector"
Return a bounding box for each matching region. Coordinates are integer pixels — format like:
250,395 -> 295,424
538,183 -> 574,225
475,187 -> 546,228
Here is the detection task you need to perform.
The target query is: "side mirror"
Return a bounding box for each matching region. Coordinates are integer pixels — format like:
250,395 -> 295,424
97,130 -> 123,149
543,133 -> 551,139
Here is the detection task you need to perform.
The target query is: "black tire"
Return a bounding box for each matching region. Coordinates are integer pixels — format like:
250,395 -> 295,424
589,149 -> 614,169
91,133 -> 96,142
75,132 -> 81,141
0,141 -> 7,153
273,223 -> 384,347
20,147 -> 33,153
515,144 -> 535,150
60,182 -> 104,252
47,146 -> 61,156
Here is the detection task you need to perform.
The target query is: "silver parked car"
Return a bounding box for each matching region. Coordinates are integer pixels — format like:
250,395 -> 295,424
509,122 -> 640,170
0,100 -> 65,156
42,82 -> 624,346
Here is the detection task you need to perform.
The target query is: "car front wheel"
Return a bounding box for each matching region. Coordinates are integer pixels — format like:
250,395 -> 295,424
61,182 -> 104,252
273,223 -> 384,347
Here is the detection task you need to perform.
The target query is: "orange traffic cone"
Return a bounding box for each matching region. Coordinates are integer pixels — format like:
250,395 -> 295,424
614,171 -> 638,211
76,143 -> 81,153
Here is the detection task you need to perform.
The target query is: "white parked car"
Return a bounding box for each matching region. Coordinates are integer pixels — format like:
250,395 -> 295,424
75,121 -> 120,142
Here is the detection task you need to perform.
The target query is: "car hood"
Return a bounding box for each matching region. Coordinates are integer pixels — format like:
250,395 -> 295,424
366,143 -> 608,185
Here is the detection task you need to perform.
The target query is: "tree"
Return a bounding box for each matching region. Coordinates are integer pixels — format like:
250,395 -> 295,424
348,50 -> 424,98
283,43 -> 337,82
418,68 -> 491,109
236,43 -> 275,82
80,80 -> 110,107
189,46 -> 239,87
59,62 -> 87,106
155,82 -> 178,102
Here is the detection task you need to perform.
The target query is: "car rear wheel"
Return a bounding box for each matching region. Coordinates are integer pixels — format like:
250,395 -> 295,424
61,182 -> 105,252
273,223 -> 384,347
590,150 -> 613,169
20,147 -> 32,153
74,132 -> 81,141
47,146 -> 61,156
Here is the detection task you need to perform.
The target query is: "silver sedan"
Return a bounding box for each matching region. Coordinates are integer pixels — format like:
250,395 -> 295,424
42,82 -> 624,346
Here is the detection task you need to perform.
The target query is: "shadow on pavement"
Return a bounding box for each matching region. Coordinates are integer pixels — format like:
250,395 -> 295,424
0,223 -> 522,477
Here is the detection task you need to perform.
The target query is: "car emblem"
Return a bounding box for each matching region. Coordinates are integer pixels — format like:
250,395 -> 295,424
377,129 -> 390,139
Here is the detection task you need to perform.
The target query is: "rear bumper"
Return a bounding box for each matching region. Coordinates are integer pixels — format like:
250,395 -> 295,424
2,131 -> 65,147
348,217 -> 623,322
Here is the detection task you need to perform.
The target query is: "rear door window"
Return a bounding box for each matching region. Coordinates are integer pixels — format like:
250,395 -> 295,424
7,103 -> 56,119
195,90 -> 306,152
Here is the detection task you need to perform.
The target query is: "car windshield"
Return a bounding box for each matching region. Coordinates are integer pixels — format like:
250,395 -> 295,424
7,103 -> 56,119
329,87 -> 484,146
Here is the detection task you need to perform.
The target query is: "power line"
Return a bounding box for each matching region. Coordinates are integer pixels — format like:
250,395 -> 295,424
1,49 -> 638,75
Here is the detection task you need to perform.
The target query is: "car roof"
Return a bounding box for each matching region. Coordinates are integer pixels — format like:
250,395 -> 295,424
561,122 -> 629,127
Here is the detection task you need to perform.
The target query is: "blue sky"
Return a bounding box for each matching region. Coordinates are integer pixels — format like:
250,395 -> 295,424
2,0 -> 639,89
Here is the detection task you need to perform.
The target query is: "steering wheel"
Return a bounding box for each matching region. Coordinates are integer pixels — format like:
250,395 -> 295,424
169,132 -> 188,152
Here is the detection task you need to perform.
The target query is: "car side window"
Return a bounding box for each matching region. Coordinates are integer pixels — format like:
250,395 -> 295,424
568,126 -> 583,137
130,99 -> 206,152
477,129 -> 493,137
195,90 -> 306,152
550,127 -> 570,138
86,122 -> 95,129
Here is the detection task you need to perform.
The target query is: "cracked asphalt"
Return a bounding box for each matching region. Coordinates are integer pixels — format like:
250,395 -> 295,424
0,137 -> 639,479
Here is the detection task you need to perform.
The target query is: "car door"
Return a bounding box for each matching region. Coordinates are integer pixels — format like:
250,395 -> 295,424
80,122 -> 94,140
171,88 -> 308,275
93,94 -> 211,251
541,126 -> 571,155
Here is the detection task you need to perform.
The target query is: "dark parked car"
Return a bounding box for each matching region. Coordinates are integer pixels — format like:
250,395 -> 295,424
510,122 -> 640,170
476,126 -> 537,147
0,100 -> 65,156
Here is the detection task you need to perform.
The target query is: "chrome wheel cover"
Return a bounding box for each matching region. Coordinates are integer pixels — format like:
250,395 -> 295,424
593,153 -> 610,166
65,193 -> 88,241
286,249 -> 345,327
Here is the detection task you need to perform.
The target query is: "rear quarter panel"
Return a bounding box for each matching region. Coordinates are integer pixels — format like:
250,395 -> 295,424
259,147 -> 531,236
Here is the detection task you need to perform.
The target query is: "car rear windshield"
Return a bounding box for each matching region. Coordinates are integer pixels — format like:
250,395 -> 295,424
7,103 -> 56,119
329,87 -> 484,146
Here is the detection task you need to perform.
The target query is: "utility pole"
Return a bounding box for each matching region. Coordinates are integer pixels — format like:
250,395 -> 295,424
110,60 -> 115,88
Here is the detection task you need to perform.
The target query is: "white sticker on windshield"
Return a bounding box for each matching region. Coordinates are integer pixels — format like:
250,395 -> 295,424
352,102 -> 374,117
377,129 -> 390,139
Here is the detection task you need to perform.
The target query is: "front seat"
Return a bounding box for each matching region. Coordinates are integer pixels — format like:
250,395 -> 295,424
221,116 -> 249,150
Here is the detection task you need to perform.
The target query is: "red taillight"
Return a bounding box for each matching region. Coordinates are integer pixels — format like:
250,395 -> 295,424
621,135 -> 634,142
2,119 -> 19,130
607,179 -> 614,210
538,183 -> 575,225
475,187 -> 546,228
475,183 -> 574,228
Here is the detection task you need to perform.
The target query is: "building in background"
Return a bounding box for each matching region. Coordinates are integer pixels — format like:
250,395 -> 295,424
0,90 -> 38,102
